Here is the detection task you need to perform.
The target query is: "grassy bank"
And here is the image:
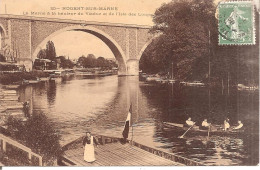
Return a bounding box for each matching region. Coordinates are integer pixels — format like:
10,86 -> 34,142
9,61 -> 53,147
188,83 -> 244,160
0,71 -> 49,85
3,113 -> 61,166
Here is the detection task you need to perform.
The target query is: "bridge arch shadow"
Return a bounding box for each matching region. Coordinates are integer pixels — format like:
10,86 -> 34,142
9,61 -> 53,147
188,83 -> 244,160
137,35 -> 158,61
0,24 -> 7,50
32,25 -> 127,75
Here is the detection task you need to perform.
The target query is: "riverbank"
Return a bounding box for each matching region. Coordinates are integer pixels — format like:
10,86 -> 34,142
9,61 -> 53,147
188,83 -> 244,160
140,73 -> 259,90
140,73 -> 206,87
0,71 -> 49,85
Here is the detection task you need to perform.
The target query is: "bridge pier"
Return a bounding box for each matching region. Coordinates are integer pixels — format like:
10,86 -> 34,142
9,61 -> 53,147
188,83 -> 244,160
126,59 -> 139,76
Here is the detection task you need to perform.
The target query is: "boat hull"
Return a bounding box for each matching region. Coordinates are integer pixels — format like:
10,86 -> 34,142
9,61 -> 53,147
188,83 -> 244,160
163,122 -> 244,136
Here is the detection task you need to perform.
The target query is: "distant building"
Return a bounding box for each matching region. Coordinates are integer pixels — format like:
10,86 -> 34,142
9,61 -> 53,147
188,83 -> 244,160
0,62 -> 25,72
33,58 -> 56,70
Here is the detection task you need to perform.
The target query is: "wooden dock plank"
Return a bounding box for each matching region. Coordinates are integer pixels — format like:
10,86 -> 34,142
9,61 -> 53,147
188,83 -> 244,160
64,149 -> 101,166
116,145 -> 178,165
115,147 -> 175,165
64,146 -> 133,166
63,142 -> 182,166
96,147 -> 139,166
104,147 -> 157,166
96,146 -> 150,166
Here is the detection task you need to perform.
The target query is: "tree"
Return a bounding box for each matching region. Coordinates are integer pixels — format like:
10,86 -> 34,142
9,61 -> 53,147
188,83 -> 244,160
46,41 -> 56,61
37,49 -> 47,59
141,0 -> 216,80
6,113 -> 61,165
58,56 -> 74,69
77,55 -> 86,67
96,57 -> 106,67
140,0 -> 259,85
85,54 -> 96,68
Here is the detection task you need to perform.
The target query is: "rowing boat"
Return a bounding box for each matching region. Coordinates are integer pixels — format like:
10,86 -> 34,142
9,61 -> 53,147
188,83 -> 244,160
163,122 -> 244,136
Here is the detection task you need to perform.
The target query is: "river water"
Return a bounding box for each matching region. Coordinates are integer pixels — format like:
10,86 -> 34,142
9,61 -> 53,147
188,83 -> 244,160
17,75 -> 259,165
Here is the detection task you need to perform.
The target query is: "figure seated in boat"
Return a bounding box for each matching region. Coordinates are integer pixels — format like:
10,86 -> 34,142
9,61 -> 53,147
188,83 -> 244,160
232,120 -> 243,131
185,117 -> 195,127
224,118 -> 230,131
200,119 -> 211,130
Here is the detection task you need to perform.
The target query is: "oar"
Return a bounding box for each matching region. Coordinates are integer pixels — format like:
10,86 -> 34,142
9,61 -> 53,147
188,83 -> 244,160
207,125 -> 211,140
178,124 -> 195,138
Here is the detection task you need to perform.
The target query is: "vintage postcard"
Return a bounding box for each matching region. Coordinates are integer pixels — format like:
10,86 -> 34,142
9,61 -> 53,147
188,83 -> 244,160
0,0 -> 259,167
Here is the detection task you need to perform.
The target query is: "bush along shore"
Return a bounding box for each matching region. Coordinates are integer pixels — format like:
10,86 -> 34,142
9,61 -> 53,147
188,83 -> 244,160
0,71 -> 50,85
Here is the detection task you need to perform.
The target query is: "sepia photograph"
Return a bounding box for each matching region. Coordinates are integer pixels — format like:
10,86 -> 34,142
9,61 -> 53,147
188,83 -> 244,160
0,0 -> 259,167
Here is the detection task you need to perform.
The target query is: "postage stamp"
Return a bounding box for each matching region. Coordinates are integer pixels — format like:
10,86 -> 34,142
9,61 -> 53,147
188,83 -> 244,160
218,1 -> 255,45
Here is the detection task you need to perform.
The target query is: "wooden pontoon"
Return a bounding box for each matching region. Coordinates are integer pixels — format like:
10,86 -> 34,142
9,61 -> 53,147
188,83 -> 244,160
58,135 -> 202,166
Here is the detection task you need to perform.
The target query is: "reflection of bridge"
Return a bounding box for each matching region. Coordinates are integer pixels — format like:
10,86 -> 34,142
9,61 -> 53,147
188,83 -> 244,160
0,14 -> 154,75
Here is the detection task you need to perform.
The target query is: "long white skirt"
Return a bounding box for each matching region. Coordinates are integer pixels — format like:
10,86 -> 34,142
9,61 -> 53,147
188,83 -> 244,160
84,144 -> 95,162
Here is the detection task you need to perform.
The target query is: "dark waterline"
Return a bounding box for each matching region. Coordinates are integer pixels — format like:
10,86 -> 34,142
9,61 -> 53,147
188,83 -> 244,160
17,75 -> 259,165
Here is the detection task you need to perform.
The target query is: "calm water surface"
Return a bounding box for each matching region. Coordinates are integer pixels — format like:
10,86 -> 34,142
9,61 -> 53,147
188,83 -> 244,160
17,75 -> 259,165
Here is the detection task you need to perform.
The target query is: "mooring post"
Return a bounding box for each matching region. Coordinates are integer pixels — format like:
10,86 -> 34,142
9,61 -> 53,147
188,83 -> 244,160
2,140 -> 6,152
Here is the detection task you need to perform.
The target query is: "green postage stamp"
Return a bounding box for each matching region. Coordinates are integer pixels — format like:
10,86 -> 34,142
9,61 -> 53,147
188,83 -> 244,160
218,1 -> 255,45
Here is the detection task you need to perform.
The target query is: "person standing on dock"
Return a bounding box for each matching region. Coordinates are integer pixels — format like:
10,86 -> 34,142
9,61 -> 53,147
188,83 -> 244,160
122,104 -> 132,143
23,101 -> 30,118
83,132 -> 98,163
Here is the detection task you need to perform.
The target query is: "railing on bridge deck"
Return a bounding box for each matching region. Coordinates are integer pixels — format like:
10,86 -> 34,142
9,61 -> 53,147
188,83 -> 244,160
0,134 -> 42,166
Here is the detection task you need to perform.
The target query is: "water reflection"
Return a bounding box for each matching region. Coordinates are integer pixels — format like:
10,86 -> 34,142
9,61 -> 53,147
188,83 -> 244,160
47,81 -> 57,105
16,75 -> 259,165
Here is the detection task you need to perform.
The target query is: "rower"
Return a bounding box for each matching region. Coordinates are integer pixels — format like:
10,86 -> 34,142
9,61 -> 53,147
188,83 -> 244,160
224,118 -> 230,131
186,117 -> 195,126
233,120 -> 243,130
201,119 -> 211,130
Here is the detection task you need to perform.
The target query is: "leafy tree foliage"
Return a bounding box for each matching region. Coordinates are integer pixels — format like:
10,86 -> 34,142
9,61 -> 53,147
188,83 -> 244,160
85,54 -> 97,68
140,0 -> 259,86
58,56 -> 74,69
37,49 -> 47,59
141,0 -> 216,79
36,41 -> 56,61
77,54 -> 117,69
46,41 -> 56,61
6,112 -> 61,165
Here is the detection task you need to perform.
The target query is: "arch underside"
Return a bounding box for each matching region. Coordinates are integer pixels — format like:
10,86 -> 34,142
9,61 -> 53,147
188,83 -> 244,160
32,26 -> 127,75
76,29 -> 126,74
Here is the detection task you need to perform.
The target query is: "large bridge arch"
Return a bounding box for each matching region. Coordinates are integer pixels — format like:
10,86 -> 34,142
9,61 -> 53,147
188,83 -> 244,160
0,15 -> 153,75
32,25 -> 127,75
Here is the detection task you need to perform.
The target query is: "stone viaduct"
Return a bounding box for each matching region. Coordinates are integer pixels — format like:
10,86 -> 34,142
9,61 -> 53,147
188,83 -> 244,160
0,14 -> 154,75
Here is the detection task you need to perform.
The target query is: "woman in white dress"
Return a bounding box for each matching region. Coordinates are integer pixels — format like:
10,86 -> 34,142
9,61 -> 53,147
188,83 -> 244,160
83,132 -> 98,163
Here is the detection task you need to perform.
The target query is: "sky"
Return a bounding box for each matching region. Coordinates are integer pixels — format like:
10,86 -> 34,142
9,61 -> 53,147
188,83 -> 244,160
0,0 -> 172,26
51,31 -> 115,59
0,0 -> 172,59
0,0 -> 259,59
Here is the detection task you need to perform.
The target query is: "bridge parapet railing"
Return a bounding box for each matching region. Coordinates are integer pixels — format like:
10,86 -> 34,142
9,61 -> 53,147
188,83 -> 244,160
131,140 -> 203,166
